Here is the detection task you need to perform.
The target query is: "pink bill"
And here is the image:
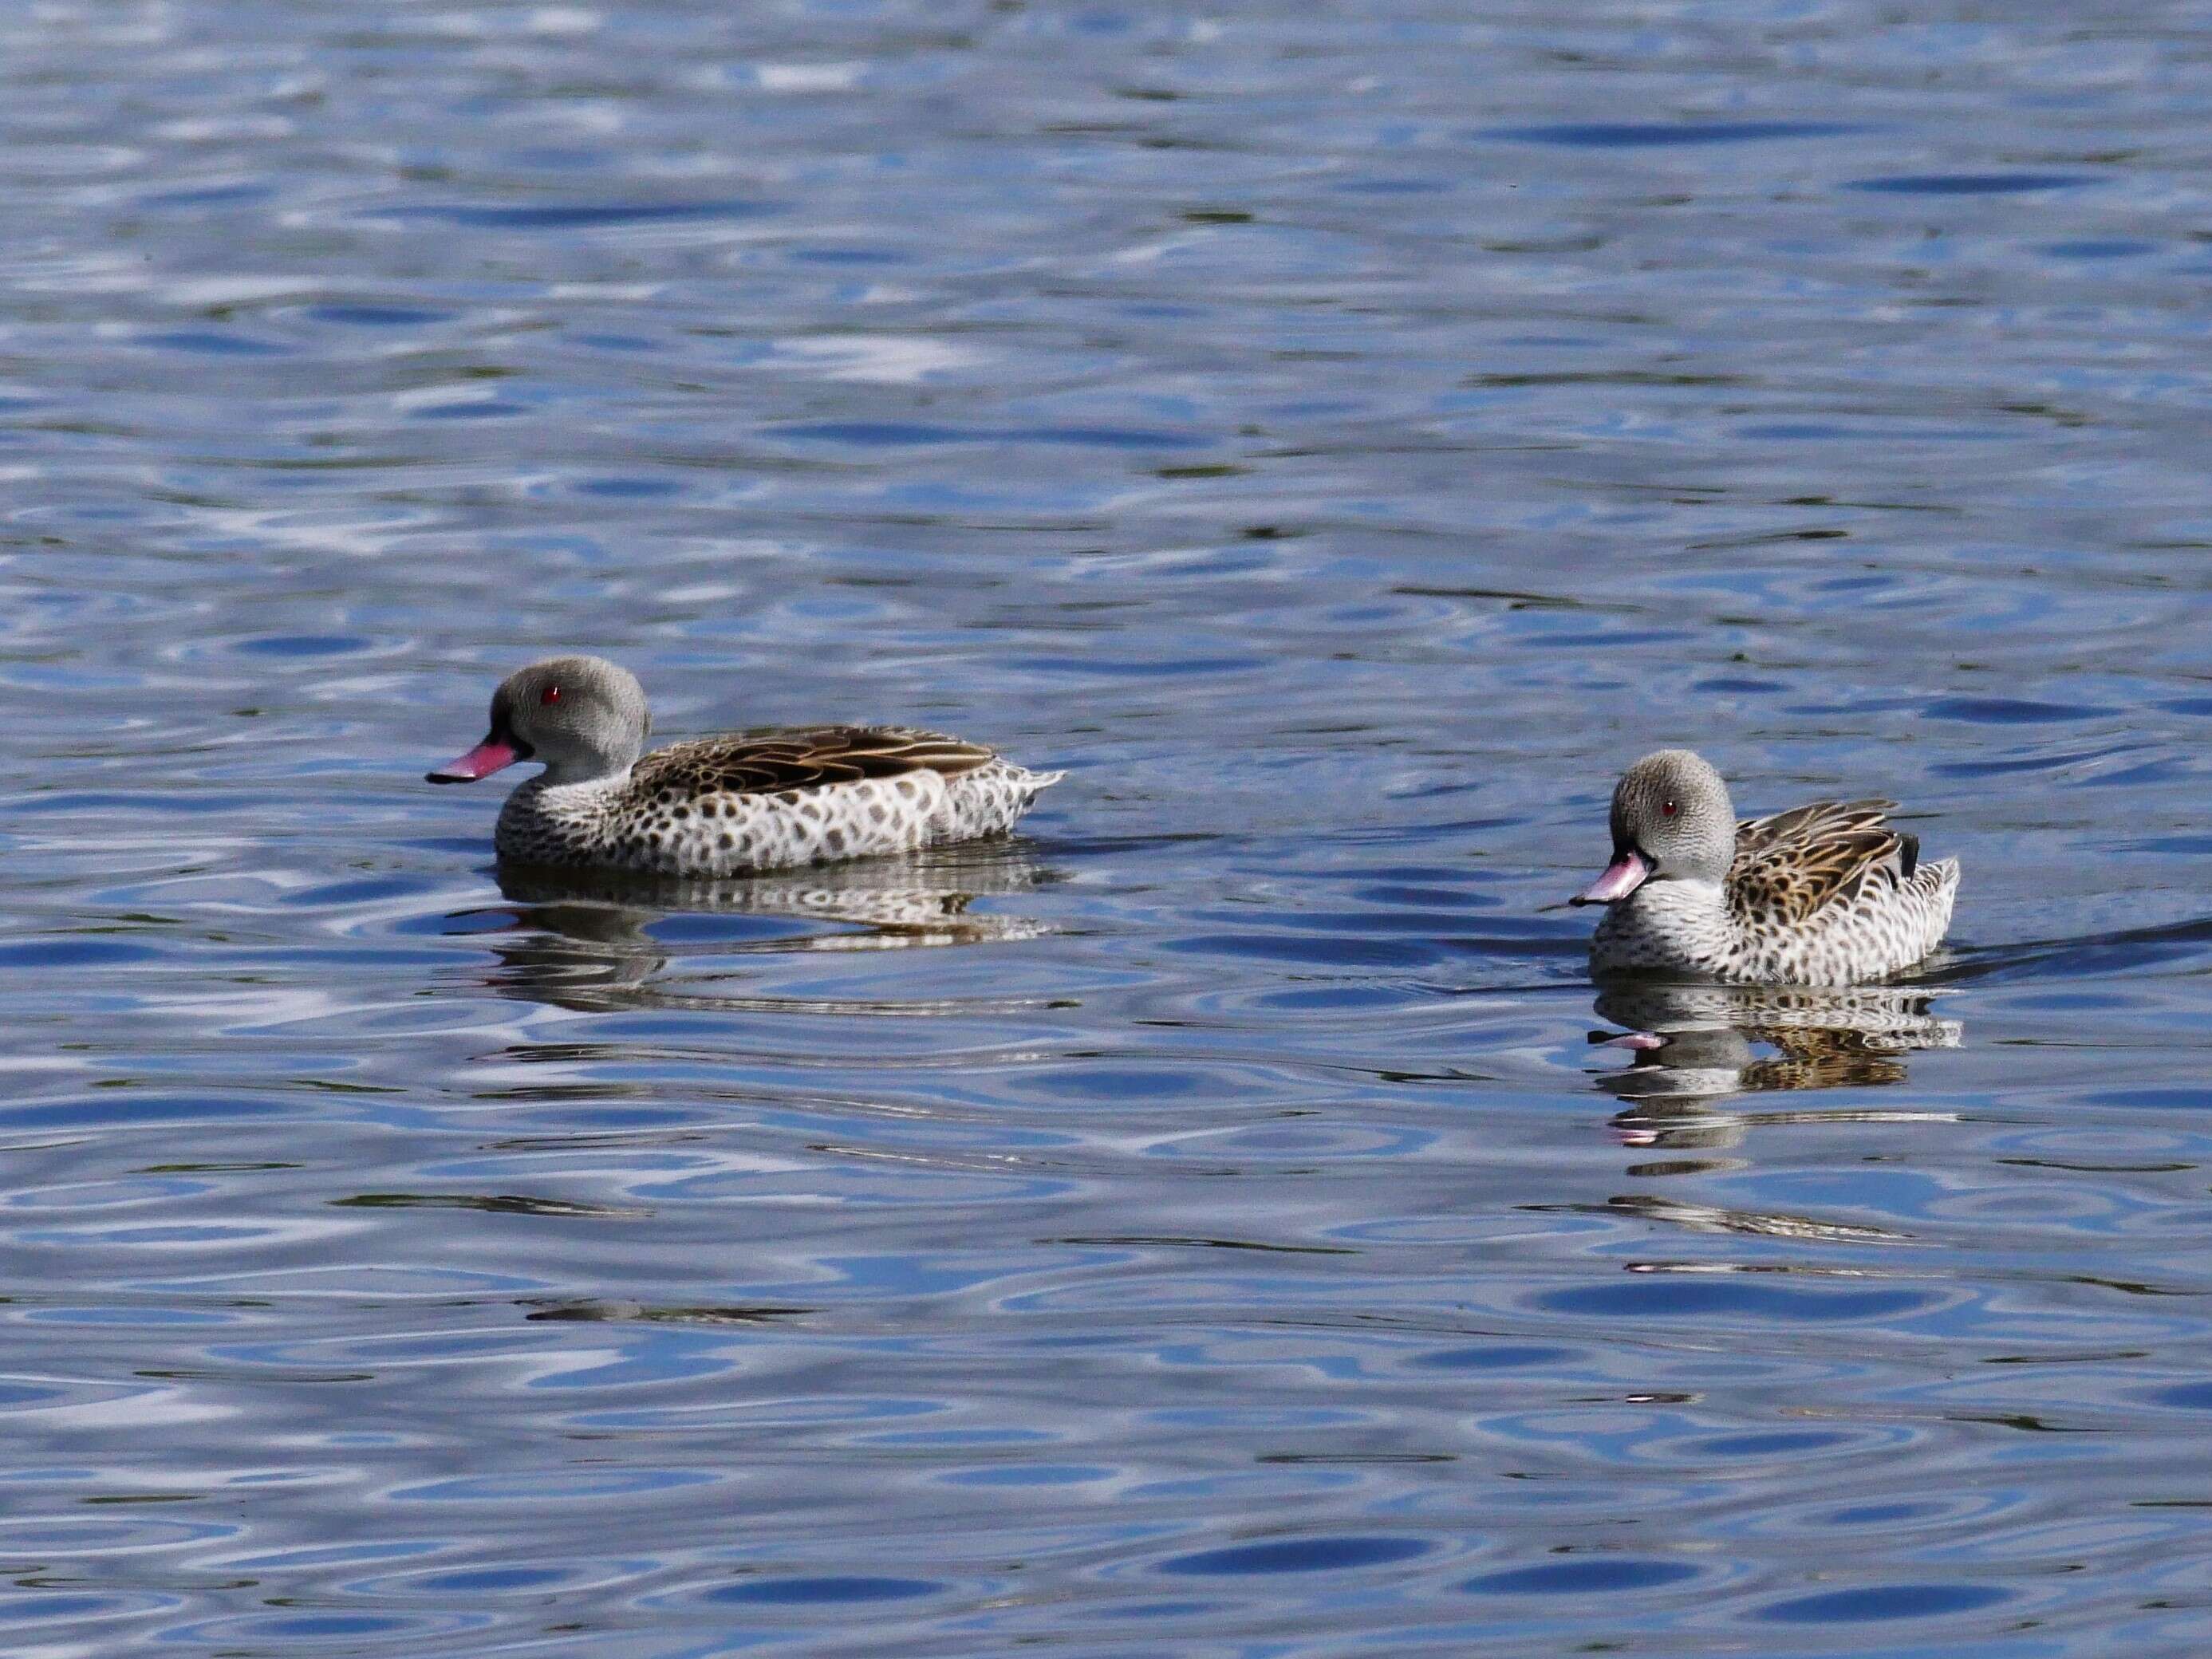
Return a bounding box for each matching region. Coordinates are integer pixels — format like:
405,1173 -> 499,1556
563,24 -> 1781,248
1571,849 -> 1649,905
426,737 -> 521,784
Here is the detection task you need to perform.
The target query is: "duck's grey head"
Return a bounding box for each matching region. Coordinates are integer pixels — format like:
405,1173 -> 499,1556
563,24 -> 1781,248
1571,748 -> 1735,904
427,655 -> 651,787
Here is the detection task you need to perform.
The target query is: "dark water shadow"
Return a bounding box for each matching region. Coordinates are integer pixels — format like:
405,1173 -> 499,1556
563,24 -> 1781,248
1912,913 -> 2212,987
1590,979 -> 1964,1154
451,840 -> 1060,1014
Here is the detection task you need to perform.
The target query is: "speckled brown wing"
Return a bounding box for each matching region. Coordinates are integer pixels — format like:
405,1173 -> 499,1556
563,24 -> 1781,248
632,726 -> 1000,797
1728,798 -> 1908,927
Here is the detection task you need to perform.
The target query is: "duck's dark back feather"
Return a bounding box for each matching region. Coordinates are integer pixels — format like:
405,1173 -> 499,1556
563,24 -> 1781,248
1728,798 -> 1914,927
632,726 -> 999,798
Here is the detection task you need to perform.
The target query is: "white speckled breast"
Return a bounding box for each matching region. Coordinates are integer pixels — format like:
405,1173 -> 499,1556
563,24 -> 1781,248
1591,861 -> 1959,987
494,756 -> 1061,877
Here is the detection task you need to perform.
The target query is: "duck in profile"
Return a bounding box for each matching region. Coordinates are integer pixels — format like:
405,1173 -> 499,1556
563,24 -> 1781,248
428,655 -> 1063,876
1569,749 -> 1958,987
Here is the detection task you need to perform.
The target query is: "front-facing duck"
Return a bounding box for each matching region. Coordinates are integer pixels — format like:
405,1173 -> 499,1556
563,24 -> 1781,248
1570,748 -> 1957,986
428,655 -> 1063,876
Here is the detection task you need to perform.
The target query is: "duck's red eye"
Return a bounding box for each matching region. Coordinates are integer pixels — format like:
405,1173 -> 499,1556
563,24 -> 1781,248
540,684 -> 562,706
1661,800 -> 1678,817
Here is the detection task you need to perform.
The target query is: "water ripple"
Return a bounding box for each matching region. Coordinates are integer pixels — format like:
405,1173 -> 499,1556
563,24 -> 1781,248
0,0 -> 2209,1653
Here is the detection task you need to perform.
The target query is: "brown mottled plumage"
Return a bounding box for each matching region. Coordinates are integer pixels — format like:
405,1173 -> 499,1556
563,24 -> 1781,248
629,727 -> 998,798
1573,750 -> 1958,985
1728,798 -> 1911,928
428,656 -> 1063,876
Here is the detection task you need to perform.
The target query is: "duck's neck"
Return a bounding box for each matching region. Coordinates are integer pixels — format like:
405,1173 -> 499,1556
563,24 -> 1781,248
530,758 -> 635,790
503,767 -> 634,830
1624,877 -> 1738,948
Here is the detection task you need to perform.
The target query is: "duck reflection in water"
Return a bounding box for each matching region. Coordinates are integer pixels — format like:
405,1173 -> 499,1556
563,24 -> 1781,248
1590,979 -> 1962,1153
459,841 -> 1056,1015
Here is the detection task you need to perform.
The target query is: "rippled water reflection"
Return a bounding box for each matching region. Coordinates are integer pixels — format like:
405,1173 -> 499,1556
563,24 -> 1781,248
6,0 -> 2212,1653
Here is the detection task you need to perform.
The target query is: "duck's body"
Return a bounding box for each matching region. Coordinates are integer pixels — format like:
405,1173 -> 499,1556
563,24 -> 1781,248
430,657 -> 1062,877
1573,751 -> 1957,987
495,725 -> 1056,875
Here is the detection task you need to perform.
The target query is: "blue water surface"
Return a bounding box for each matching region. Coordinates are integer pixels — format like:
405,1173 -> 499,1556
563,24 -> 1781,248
2,1 -> 2212,1654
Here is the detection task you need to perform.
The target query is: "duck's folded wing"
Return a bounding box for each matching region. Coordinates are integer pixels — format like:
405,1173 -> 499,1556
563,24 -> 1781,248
1733,798 -> 1895,855
1729,799 -> 1910,925
636,727 -> 1000,796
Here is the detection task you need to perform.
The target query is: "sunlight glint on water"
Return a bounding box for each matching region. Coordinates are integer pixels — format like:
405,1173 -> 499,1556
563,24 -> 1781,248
1,1 -> 2210,1653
